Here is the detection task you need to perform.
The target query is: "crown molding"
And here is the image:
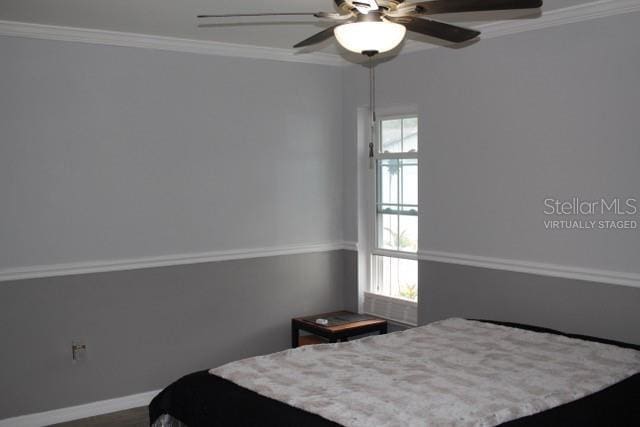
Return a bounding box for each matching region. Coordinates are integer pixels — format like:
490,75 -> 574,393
1,1 -> 639,65
418,249 -> 640,289
402,0 -> 640,55
0,19 -> 348,67
0,241 -> 357,283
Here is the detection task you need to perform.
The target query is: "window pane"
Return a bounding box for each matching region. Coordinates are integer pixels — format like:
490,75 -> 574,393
372,256 -> 418,302
402,118 -> 418,153
400,159 -> 418,207
377,159 -> 399,205
377,159 -> 418,213
380,117 -> 418,154
377,158 -> 418,252
378,214 -> 399,251
380,119 -> 402,153
398,215 -> 418,252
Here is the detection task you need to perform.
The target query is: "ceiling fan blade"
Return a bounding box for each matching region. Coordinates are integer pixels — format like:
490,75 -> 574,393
395,17 -> 480,43
293,25 -> 340,48
198,12 -> 353,21
314,12 -> 355,20
403,0 -> 542,15
198,12 -> 319,18
352,0 -> 380,14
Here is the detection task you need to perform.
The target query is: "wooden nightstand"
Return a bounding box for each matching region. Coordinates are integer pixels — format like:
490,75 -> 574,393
291,310 -> 387,348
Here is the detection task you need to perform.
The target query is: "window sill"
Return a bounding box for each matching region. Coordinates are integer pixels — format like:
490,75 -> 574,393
363,292 -> 418,326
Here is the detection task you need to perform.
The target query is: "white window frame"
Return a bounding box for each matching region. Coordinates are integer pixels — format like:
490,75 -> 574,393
363,112 -> 419,326
372,114 -> 419,260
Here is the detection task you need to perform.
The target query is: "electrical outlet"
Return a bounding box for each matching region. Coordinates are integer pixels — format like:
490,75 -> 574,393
72,341 -> 87,363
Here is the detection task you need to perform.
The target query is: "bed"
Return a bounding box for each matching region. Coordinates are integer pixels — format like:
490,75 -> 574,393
149,319 -> 640,426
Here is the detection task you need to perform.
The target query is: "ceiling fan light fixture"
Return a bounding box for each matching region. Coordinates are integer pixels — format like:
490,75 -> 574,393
334,21 -> 406,55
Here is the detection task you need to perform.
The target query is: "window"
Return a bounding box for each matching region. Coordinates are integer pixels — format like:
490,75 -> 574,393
371,116 -> 418,304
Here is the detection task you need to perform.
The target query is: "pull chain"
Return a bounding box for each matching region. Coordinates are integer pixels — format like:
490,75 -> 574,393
369,58 -> 376,169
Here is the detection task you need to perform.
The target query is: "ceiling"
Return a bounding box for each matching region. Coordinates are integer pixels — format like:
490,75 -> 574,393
0,0 -> 593,54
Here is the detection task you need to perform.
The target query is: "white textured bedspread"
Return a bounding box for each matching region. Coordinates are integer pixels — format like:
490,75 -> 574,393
210,318 -> 640,427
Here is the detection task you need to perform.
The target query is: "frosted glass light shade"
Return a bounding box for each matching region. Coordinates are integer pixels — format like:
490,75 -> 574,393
334,21 -> 406,54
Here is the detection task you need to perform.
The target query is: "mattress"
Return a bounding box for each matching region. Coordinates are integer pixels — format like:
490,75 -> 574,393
149,319 -> 640,427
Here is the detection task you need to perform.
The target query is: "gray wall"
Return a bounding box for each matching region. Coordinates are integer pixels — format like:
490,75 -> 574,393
342,13 -> 640,338
0,34 -> 354,419
343,12 -> 640,274
0,35 -> 344,269
419,260 -> 640,344
0,250 -> 356,418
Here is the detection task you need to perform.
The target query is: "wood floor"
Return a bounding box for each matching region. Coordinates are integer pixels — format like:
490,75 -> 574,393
49,407 -> 148,427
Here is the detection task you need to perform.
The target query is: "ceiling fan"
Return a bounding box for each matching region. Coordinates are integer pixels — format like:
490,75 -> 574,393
198,0 -> 543,57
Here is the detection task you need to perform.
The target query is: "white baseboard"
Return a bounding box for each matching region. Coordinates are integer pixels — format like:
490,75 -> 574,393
0,389 -> 161,427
